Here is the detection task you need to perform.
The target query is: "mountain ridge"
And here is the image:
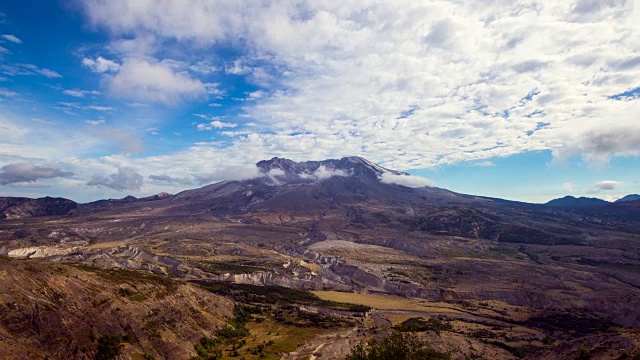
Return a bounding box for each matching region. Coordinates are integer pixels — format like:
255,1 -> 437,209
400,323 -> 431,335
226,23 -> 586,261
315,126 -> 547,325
2,158 -> 639,229
616,194 -> 640,203
545,195 -> 611,207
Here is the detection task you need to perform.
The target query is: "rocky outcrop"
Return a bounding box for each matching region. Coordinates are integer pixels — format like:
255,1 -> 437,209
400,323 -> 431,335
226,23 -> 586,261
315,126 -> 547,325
7,246 -> 75,259
50,246 -> 184,276
210,271 -> 334,290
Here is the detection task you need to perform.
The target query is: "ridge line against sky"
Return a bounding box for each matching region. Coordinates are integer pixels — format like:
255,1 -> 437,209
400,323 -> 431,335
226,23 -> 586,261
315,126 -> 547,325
0,0 -> 639,203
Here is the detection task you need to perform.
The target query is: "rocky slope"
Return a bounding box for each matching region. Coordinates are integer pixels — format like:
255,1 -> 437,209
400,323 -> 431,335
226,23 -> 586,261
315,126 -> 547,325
0,257 -> 233,360
527,331 -> 640,360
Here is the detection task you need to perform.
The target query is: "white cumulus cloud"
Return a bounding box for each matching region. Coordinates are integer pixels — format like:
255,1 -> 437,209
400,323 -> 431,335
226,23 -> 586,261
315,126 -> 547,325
379,173 -> 434,188
87,167 -> 144,191
82,56 -> 120,73
194,165 -> 264,185
592,180 -> 623,191
196,120 -> 238,130
105,58 -> 206,104
300,165 -> 349,180
72,0 -> 640,169
0,163 -> 73,185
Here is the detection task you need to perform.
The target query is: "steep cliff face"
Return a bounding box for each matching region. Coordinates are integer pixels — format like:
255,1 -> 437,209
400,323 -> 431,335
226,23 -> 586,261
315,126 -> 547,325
210,271 -> 335,290
6,246 -> 73,258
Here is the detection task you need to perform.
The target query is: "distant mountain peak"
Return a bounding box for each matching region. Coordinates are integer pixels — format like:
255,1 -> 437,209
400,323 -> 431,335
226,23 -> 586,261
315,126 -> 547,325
615,194 -> 640,203
342,156 -> 403,175
256,156 -> 405,180
545,195 -> 610,207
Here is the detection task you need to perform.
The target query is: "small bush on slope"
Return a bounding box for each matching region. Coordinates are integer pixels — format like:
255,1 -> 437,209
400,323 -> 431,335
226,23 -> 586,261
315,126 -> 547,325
95,334 -> 123,360
345,331 -> 449,360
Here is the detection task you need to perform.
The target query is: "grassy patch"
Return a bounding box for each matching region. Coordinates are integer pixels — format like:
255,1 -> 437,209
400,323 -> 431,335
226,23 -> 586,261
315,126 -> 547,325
117,287 -> 147,302
194,281 -> 370,313
191,305 -> 260,360
86,240 -> 126,249
76,265 -> 177,290
191,281 -> 363,359
271,304 -> 357,329
244,317 -> 329,359
482,340 -> 540,358
385,266 -> 442,287
317,300 -> 371,313
394,317 -> 453,335
190,304 -> 334,359
576,258 -> 640,271
521,309 -> 616,339
313,291 -> 461,313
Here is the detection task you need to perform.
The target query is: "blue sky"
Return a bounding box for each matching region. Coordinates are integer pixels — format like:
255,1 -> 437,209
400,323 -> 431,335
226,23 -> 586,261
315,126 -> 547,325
0,0 -> 639,203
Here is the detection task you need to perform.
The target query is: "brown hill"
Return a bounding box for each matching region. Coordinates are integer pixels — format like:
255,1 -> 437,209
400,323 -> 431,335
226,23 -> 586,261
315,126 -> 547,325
0,257 -> 232,360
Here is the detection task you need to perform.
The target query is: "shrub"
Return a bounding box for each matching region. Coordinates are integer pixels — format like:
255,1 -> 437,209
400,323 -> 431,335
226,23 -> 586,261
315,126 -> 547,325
192,337 -> 222,360
576,346 -> 591,360
95,335 -> 123,360
191,305 -> 255,360
618,350 -> 631,359
345,331 -> 449,360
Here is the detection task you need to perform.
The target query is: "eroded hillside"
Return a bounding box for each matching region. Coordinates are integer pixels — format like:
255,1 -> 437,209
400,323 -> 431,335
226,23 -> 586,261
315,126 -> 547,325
0,257 -> 233,359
